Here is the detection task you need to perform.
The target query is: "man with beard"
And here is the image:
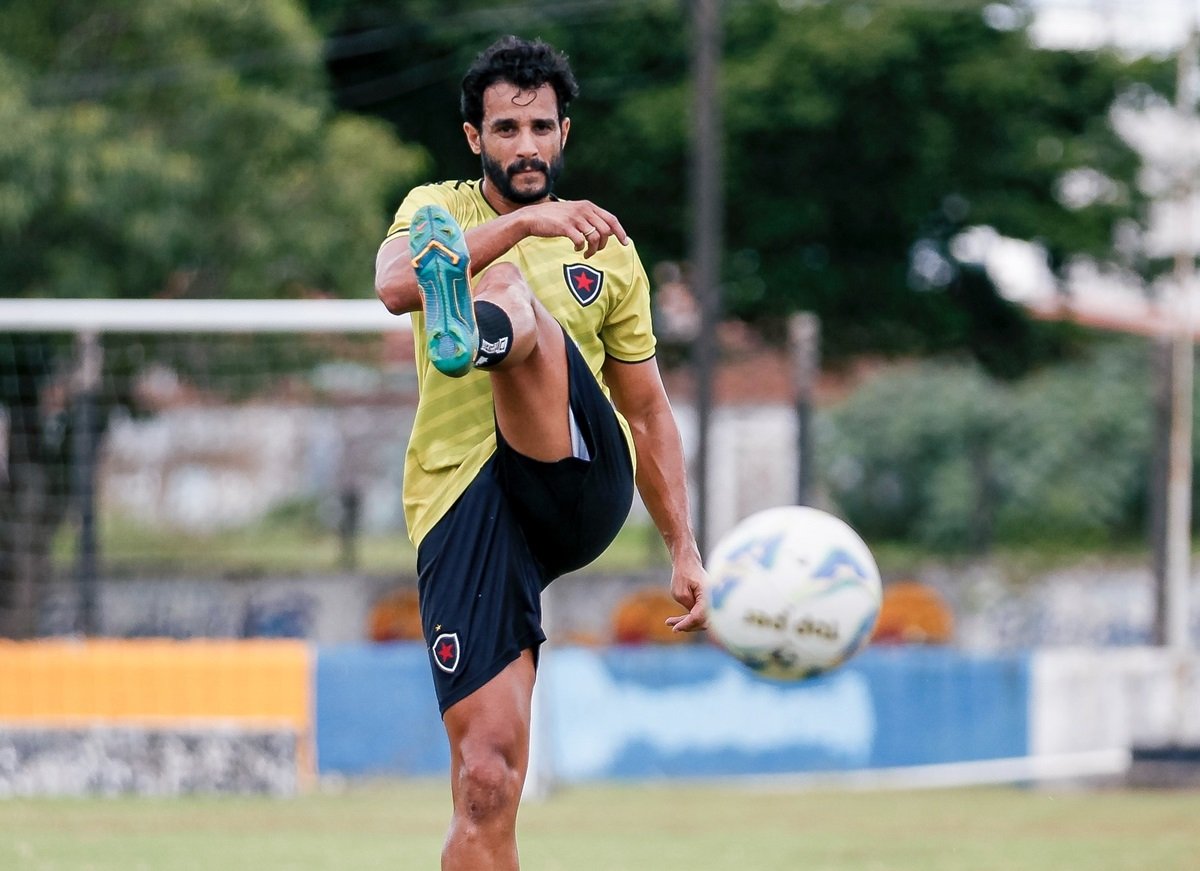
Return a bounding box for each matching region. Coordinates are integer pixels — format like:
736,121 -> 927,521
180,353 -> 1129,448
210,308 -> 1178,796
375,35 -> 706,870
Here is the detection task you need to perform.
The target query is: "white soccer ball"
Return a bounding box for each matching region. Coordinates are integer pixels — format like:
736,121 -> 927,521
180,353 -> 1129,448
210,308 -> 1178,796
704,506 -> 882,681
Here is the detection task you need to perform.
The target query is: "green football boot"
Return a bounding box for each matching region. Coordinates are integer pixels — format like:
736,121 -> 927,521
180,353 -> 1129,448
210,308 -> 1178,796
409,204 -> 477,378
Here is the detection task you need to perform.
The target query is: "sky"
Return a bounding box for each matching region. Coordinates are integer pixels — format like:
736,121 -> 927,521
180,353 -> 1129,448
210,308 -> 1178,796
1029,0 -> 1199,55
968,2 -> 1200,319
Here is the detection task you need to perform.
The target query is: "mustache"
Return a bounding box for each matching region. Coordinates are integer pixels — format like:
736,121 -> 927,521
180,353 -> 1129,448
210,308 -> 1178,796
507,158 -> 549,176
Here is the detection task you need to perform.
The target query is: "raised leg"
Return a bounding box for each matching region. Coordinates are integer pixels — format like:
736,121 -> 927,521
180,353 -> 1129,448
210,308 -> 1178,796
409,204 -> 573,463
471,263 -> 572,462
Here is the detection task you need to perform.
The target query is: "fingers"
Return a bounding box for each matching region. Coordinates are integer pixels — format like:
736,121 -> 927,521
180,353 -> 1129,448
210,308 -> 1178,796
569,204 -> 628,258
666,601 -> 707,633
529,199 -> 628,256
574,225 -> 600,257
573,224 -> 604,258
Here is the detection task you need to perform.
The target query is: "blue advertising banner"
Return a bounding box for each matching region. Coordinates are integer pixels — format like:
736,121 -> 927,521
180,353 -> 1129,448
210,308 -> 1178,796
314,644 -> 1030,780
315,643 -> 449,776
544,645 -> 1030,780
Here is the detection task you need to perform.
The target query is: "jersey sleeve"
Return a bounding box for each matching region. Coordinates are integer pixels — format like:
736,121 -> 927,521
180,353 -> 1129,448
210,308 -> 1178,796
600,243 -> 657,363
381,183 -> 466,245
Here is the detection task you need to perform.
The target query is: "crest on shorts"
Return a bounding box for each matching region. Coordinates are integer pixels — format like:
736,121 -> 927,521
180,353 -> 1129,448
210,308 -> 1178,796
564,263 -> 604,307
431,632 -> 461,674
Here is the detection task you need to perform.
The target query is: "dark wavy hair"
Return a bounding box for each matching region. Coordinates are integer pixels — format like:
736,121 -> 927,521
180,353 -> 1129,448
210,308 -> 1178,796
460,36 -> 579,129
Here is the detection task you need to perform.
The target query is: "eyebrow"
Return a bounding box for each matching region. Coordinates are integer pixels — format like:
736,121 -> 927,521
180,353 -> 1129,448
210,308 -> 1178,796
487,115 -> 558,128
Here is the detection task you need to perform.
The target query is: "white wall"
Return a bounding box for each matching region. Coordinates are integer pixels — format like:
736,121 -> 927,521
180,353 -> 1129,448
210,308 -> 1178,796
671,403 -> 801,549
1031,648 -> 1200,755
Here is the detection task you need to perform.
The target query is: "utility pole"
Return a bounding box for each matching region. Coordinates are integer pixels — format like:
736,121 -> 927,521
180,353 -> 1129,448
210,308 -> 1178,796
789,313 -> 820,506
1159,23 -> 1198,649
72,330 -> 103,636
690,0 -> 722,558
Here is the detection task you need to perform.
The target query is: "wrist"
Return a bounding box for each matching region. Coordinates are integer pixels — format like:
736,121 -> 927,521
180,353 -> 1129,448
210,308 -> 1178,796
668,537 -> 703,567
505,209 -> 533,242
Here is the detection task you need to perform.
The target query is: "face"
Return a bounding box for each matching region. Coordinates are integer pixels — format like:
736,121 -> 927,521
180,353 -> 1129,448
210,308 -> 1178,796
466,82 -> 569,207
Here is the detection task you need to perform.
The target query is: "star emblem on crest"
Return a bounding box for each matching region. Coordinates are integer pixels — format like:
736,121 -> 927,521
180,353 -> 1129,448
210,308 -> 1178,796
564,263 -> 604,306
431,632 -> 461,674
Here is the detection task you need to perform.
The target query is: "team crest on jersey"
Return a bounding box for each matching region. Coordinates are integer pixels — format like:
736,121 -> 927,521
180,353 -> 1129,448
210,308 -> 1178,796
431,632 -> 461,674
564,263 -> 604,306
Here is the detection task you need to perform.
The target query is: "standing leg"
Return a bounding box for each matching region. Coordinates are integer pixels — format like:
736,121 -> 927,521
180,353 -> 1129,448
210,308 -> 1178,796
440,650 -> 536,871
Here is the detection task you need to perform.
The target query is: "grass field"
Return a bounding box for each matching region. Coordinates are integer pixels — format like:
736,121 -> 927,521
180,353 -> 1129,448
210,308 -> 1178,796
2,780 -> 1199,871
55,510 -> 1151,581
54,513 -> 671,577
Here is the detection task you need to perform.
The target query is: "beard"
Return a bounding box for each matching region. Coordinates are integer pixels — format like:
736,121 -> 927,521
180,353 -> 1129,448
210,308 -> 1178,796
480,148 -> 565,205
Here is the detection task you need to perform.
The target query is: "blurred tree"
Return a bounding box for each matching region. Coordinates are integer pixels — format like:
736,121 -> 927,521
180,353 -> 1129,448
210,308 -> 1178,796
820,358 -> 1006,549
0,0 -> 425,637
821,339 -> 1156,551
306,0 -> 1172,370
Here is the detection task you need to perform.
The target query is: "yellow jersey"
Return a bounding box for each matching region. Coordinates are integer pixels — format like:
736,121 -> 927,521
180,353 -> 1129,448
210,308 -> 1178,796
383,179 -> 657,546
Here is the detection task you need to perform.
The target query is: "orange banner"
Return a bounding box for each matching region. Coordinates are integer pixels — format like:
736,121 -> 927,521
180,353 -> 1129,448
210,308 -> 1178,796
0,639 -> 311,729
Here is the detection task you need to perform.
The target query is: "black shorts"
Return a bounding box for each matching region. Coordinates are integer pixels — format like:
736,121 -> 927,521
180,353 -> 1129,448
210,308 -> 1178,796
416,336 -> 635,714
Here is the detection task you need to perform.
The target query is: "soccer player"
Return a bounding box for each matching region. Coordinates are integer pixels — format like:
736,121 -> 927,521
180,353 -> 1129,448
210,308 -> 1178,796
375,35 -> 706,870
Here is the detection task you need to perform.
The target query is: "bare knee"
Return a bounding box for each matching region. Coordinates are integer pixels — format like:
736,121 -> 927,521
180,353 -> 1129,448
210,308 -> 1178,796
474,263 -> 533,318
474,264 -> 538,364
455,745 -> 522,828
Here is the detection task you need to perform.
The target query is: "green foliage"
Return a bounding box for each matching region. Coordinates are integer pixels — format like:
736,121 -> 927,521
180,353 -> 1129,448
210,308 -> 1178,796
993,343 -> 1153,542
821,356 -> 1005,548
821,339 -> 1159,551
714,2 -> 1150,369
0,0 -> 428,634
0,0 -> 427,304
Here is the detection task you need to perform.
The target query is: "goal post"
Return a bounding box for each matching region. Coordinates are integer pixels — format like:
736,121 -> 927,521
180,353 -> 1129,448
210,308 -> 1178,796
0,297 -> 412,333
1,298 -> 417,637
1,299 -> 429,794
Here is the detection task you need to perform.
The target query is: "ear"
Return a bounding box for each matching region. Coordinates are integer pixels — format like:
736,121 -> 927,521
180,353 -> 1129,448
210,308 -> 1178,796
561,116 -> 571,148
464,122 -> 482,155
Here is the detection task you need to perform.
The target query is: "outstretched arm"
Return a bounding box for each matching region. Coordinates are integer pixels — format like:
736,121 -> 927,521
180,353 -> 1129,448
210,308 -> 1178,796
603,356 -> 707,632
375,199 -> 628,315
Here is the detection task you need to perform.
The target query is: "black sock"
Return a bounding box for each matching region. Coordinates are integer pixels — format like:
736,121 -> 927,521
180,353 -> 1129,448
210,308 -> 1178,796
473,300 -> 513,369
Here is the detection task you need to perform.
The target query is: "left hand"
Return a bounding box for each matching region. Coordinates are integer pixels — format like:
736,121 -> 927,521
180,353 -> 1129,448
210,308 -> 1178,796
516,199 -> 627,258
665,555 -> 708,632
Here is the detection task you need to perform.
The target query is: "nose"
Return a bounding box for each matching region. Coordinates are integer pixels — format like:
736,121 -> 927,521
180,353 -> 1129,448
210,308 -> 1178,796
514,126 -> 539,159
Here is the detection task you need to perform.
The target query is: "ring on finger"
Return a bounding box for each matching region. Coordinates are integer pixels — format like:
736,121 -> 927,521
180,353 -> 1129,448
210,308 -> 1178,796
583,227 -> 597,236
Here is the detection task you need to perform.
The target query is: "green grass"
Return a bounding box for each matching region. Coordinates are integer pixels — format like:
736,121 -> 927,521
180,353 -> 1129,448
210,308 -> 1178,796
54,515 -> 669,577
2,781 -> 1198,871
59,513 -> 420,576
869,536 -> 1155,579
55,502 -> 1160,581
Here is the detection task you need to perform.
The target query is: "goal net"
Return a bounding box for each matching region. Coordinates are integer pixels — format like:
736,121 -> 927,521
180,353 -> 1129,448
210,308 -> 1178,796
0,298 -> 417,641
